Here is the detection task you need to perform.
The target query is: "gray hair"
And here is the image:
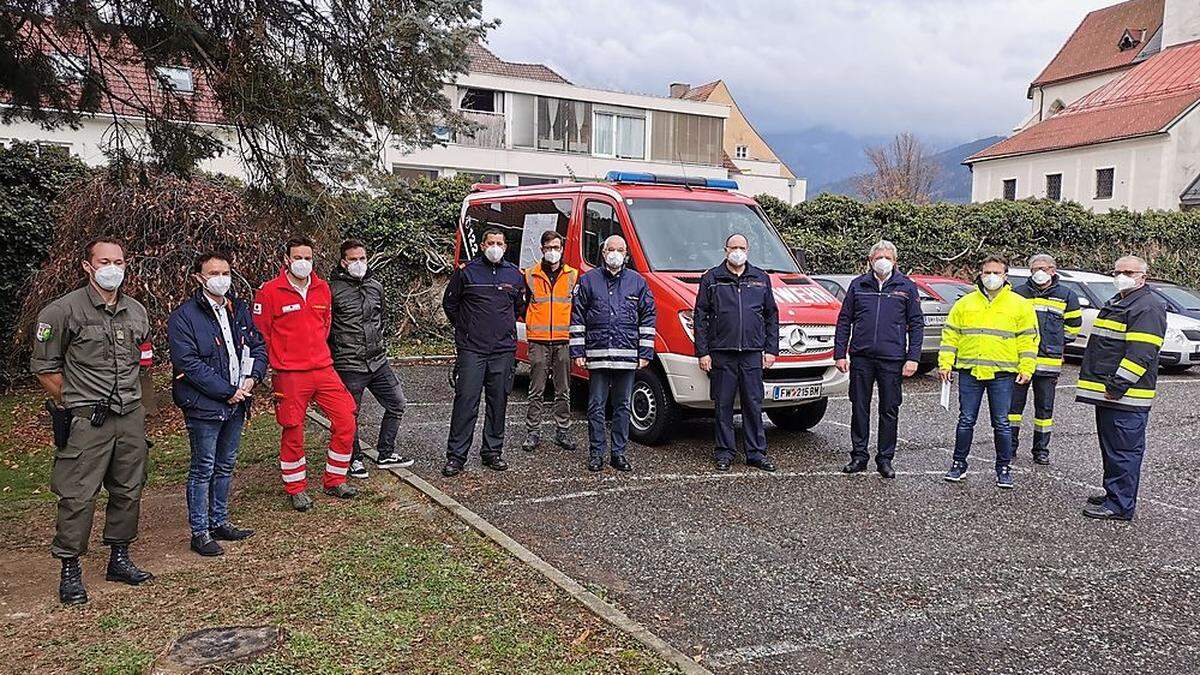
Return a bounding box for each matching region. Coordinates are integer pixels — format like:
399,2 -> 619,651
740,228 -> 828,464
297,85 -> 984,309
1115,255 -> 1148,273
1028,253 -> 1056,268
868,240 -> 897,258
603,235 -> 627,251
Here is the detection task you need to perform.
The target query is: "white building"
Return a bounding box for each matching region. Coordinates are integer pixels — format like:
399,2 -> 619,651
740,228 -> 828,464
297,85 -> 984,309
967,0 -> 1200,212
1,42 -> 807,204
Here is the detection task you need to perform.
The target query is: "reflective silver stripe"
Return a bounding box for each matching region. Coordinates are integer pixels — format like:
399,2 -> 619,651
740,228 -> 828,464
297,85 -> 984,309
638,339 -> 655,348
939,346 -> 958,353
1035,365 -> 1062,374
325,464 -> 348,476
328,451 -> 352,462
280,458 -> 306,470
1091,327 -> 1125,340
1033,305 -> 1064,315
958,327 -> 1018,338
568,338 -> 585,346
957,357 -> 1019,368
587,360 -> 638,370
1116,367 -> 1140,383
1076,388 -> 1153,407
529,295 -> 573,304
282,471 -> 307,482
1019,351 -> 1037,359
586,348 -> 638,358
568,325 -> 585,334
638,326 -> 656,335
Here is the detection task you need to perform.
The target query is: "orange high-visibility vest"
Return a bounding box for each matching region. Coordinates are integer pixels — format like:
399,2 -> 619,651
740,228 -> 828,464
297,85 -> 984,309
524,262 -> 578,342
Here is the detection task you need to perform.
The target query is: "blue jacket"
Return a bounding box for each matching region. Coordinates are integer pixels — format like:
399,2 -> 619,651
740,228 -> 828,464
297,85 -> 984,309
693,263 -> 780,356
1013,275 -> 1083,374
569,266 -> 656,370
442,255 -> 528,354
834,271 -> 924,362
168,291 -> 268,421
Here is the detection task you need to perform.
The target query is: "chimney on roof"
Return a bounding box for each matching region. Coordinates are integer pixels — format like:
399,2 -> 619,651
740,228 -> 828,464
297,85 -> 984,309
1164,0 -> 1200,49
669,82 -> 690,98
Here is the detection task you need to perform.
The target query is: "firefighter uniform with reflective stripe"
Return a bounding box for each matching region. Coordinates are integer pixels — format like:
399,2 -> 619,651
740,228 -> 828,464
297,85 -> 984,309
523,262 -> 578,436
1076,284 -> 1166,518
1007,276 -> 1082,460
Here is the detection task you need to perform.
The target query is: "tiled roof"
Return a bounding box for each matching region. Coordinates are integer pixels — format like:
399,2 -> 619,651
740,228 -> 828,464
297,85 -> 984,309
1030,0 -> 1163,89
674,81 -> 720,102
466,43 -> 569,84
968,40 -> 1200,162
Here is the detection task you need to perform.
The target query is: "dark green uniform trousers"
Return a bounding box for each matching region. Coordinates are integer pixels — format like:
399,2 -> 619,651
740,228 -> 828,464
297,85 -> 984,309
50,406 -> 148,558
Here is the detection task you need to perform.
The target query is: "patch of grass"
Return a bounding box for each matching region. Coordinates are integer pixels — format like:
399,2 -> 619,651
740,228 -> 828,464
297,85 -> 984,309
77,640 -> 155,675
389,336 -> 454,358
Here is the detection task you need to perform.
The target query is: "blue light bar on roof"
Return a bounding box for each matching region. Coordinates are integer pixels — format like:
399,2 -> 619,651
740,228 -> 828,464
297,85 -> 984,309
605,171 -> 739,191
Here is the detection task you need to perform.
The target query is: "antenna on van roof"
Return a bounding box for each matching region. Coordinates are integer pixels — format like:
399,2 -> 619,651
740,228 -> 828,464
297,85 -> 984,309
564,163 -> 577,182
674,149 -> 693,191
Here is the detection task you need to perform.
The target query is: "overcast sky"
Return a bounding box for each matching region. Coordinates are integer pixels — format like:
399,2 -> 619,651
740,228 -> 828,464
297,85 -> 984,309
481,0 -> 1112,142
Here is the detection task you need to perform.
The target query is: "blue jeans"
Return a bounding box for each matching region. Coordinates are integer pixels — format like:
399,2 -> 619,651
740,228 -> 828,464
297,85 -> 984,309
952,371 -> 1015,471
185,407 -> 246,535
587,369 -> 636,460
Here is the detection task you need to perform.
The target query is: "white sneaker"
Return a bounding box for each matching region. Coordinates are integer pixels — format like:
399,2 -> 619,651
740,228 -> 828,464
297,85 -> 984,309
375,454 -> 415,469
348,459 -> 369,479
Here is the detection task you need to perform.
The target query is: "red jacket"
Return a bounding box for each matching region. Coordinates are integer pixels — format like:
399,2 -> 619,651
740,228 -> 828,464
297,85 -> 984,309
253,268 -> 334,371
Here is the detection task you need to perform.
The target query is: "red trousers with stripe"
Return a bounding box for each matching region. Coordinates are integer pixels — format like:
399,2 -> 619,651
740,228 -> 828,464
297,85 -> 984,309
271,367 -> 357,495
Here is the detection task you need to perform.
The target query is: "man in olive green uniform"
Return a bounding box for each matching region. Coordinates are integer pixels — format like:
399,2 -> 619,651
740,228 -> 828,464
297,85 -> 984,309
31,238 -> 155,606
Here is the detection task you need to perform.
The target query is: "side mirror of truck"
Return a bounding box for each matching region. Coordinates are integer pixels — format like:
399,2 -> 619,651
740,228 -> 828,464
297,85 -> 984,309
790,247 -> 809,271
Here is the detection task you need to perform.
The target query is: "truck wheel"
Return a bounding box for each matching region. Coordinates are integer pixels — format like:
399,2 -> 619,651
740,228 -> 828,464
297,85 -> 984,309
629,368 -> 679,445
766,398 -> 829,431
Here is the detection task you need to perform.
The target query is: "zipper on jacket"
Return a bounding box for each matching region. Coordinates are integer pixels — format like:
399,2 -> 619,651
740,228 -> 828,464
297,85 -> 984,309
737,276 -> 744,350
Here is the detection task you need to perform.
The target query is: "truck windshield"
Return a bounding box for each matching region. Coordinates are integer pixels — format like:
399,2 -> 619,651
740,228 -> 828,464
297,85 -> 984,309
625,198 -> 799,273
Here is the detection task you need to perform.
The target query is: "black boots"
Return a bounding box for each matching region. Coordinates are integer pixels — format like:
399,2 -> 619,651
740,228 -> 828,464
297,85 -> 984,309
106,545 -> 154,586
59,557 -> 87,606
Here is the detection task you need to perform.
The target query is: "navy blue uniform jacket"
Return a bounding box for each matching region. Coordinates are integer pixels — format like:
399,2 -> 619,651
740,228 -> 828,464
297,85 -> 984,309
168,290 -> 268,421
693,263 -> 780,356
834,272 -> 924,362
443,255 -> 529,354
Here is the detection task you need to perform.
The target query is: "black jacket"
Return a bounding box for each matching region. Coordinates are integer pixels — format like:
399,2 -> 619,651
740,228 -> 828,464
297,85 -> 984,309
834,272 -> 924,362
693,263 -> 779,356
329,265 -> 389,373
1076,285 -> 1167,411
443,255 -> 528,354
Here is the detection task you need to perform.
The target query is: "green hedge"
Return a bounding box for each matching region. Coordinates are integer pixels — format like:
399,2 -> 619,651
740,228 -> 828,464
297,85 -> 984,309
758,193 -> 1200,283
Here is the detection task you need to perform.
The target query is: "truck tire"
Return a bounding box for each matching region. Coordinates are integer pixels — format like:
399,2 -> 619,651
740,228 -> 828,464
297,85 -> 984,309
766,398 -> 829,431
629,368 -> 679,446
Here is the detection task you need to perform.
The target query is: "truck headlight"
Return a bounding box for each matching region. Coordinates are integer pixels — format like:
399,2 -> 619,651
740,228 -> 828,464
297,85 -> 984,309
678,310 -> 695,343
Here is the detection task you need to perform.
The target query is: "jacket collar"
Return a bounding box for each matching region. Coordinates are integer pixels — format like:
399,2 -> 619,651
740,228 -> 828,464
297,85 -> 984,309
856,270 -> 907,290
1023,275 -> 1059,295
602,265 -> 626,279
275,266 -> 323,290
713,262 -> 764,282
330,264 -> 371,284
1115,283 -> 1152,306
529,261 -> 576,281
85,283 -> 133,313
974,278 -> 1012,300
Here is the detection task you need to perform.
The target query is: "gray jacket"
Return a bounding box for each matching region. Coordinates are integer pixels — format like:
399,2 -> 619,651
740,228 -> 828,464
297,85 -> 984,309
329,266 -> 388,373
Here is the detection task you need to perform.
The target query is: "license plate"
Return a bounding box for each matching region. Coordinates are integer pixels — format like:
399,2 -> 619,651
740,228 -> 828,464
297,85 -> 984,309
924,315 -> 947,326
772,384 -> 822,401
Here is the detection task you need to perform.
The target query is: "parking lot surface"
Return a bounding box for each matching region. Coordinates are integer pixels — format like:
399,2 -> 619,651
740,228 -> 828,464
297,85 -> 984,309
357,363 -> 1200,674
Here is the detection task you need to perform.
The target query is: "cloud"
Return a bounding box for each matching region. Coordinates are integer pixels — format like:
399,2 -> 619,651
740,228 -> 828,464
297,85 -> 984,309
481,0 -> 1107,140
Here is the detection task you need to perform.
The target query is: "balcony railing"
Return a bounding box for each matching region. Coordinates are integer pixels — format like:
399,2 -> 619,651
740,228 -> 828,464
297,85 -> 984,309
456,110 -> 506,149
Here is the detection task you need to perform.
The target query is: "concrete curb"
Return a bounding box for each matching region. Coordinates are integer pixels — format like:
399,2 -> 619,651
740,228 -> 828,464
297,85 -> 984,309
305,410 -> 710,675
390,355 -> 456,365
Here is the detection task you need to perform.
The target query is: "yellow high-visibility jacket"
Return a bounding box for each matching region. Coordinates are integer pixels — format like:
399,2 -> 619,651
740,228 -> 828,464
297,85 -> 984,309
938,284 -> 1039,380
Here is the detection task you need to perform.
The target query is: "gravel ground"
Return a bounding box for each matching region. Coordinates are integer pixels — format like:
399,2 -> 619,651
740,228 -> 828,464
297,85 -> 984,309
356,362 -> 1200,674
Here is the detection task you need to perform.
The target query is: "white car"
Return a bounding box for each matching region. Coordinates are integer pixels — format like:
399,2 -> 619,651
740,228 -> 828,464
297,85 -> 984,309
1008,268 -> 1200,372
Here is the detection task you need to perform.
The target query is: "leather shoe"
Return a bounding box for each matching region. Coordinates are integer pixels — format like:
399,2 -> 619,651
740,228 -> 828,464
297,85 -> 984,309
1033,451 -> 1050,465
521,434 -> 539,452
714,459 -> 731,472
611,455 -> 632,472
190,533 -> 225,557
1086,494 -> 1106,506
586,457 -> 604,472
106,545 -> 154,585
58,557 -> 87,606
324,483 -> 358,499
482,456 -> 509,471
210,523 -> 254,541
553,432 -> 579,452
748,458 -> 777,473
842,460 -> 867,474
1083,506 -> 1132,521
290,491 -> 313,512
877,462 -> 896,479
442,461 -> 464,477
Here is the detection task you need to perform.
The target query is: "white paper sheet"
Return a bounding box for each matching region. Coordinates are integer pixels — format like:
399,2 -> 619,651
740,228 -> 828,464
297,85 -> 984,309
940,378 -> 951,411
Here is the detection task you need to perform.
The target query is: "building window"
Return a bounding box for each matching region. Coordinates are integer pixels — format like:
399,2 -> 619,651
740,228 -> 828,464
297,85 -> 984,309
593,112 -> 646,159
1095,168 -> 1115,199
463,198 -> 573,268
392,166 -> 439,184
649,111 -> 723,166
459,88 -> 502,113
1046,173 -> 1063,201
735,144 -> 749,159
155,66 -> 194,93
458,172 -> 501,184
1002,178 -> 1017,201
518,176 -> 557,186
537,97 -> 591,154
582,200 -> 623,268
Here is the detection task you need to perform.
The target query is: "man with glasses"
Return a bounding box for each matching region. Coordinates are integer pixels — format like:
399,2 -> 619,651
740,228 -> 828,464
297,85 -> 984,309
1076,256 -> 1166,521
521,230 -> 579,453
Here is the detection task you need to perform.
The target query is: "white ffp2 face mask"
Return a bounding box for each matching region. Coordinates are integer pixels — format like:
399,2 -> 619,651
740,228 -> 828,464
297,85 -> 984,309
347,260 -> 368,279
727,249 -> 748,266
204,275 -> 232,297
92,264 -> 125,291
1031,270 -> 1052,286
485,245 -> 505,263
1114,273 -> 1140,292
542,249 -> 562,265
604,250 -> 625,269
289,259 -> 313,279
872,258 -> 894,276
981,273 -> 1005,291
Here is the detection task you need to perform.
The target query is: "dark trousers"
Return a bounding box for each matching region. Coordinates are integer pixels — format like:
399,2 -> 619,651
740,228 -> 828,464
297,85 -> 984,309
1009,373 -> 1057,454
710,351 -> 767,463
587,369 -> 636,460
526,341 -> 571,434
184,407 -> 246,535
952,371 -> 1015,471
1096,406 -> 1148,517
51,406 -> 147,558
338,364 -> 407,461
848,356 -> 903,465
447,350 -> 515,464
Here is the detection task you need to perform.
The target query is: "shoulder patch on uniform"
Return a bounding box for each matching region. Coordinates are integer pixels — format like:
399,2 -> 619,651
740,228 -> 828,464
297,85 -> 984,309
253,303 -> 263,315
35,322 -> 52,342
